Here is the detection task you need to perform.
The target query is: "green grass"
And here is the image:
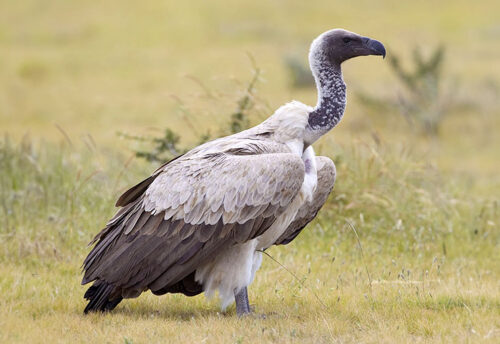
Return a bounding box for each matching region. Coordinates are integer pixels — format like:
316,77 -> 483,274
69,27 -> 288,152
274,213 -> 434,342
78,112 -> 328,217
1,0 -> 499,342
1,136 -> 498,343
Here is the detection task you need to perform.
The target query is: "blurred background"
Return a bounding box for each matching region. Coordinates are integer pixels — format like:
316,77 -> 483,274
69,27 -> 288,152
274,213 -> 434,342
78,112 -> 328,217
1,1 -> 499,342
1,1 -> 499,174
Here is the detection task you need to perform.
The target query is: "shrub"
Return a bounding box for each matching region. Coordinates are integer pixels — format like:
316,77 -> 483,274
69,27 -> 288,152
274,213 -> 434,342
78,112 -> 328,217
121,59 -> 262,163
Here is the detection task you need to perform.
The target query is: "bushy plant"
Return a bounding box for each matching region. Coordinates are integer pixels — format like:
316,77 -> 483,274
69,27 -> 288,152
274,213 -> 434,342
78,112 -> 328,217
121,60 -> 262,163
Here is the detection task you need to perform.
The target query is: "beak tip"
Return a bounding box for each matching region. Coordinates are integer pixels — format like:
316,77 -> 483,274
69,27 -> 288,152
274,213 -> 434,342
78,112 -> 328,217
365,38 -> 386,59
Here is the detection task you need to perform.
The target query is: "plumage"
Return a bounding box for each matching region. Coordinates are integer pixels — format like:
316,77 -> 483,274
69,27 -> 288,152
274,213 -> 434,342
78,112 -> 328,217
275,156 -> 337,245
82,28 -> 385,315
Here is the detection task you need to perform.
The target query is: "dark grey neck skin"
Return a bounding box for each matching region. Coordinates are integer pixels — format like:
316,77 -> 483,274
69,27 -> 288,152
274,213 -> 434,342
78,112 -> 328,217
304,62 -> 346,146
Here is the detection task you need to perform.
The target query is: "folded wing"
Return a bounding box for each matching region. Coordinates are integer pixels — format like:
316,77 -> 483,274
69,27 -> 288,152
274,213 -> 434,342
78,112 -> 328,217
82,151 -> 305,299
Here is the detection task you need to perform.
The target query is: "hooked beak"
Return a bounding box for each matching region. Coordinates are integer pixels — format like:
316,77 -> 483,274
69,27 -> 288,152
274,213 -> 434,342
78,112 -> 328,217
362,37 -> 386,58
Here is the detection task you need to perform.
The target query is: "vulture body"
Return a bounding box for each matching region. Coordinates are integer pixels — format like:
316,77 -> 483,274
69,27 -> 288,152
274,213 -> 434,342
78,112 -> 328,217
82,29 -> 385,316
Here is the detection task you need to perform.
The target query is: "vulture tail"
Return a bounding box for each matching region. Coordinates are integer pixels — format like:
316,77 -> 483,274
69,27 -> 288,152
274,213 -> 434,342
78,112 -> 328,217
83,281 -> 123,314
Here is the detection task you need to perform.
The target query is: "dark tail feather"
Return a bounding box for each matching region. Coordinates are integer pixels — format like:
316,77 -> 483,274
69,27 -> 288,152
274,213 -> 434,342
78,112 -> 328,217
84,281 -> 123,314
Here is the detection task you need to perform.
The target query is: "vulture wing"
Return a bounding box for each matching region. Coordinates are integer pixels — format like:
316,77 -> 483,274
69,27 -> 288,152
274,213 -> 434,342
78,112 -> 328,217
274,156 -> 336,245
82,151 -> 305,303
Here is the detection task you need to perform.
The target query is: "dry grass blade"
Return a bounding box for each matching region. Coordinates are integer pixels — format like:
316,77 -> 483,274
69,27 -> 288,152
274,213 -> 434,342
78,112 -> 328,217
258,249 -> 328,310
345,220 -> 373,290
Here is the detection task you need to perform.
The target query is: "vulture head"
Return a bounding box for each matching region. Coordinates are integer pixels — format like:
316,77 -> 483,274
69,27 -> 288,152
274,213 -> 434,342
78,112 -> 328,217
309,29 -> 386,70
304,29 -> 386,145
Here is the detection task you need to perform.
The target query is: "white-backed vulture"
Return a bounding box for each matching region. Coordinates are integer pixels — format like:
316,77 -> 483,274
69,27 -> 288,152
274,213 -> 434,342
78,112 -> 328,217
82,29 -> 386,316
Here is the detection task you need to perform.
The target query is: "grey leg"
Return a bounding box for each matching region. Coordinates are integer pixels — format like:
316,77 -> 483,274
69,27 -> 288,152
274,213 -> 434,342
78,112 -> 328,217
234,287 -> 251,316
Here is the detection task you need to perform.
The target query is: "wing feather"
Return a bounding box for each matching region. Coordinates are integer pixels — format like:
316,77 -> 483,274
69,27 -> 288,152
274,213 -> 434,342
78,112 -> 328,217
274,156 -> 336,245
115,154 -> 185,207
82,151 -> 305,298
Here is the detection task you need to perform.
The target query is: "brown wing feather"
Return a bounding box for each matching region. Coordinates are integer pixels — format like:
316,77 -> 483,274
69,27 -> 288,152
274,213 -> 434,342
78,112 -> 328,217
82,151 -> 304,300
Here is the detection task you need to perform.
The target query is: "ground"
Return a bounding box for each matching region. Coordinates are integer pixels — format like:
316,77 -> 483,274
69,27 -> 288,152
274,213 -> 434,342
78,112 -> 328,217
0,0 -> 499,343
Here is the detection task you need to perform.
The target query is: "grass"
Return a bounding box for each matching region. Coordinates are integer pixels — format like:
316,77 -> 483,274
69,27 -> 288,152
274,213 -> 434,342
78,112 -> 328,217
1,136 -> 498,343
1,0 -> 499,342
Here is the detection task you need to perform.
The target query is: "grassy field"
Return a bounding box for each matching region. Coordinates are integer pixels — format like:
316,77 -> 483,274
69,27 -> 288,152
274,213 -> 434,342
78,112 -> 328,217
1,0 -> 499,343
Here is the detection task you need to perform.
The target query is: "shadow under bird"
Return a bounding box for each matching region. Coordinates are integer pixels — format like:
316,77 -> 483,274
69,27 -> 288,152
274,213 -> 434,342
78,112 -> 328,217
82,29 -> 386,316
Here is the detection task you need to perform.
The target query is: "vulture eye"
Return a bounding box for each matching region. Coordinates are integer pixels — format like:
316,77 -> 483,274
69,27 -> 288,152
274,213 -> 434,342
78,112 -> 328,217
343,37 -> 352,44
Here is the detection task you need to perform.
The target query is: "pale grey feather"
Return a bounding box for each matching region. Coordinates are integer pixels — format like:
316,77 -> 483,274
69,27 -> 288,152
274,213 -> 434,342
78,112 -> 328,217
82,135 -> 306,299
275,156 -> 336,245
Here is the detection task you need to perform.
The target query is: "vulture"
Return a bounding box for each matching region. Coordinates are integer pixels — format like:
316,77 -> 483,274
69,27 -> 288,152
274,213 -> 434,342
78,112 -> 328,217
82,29 -> 386,316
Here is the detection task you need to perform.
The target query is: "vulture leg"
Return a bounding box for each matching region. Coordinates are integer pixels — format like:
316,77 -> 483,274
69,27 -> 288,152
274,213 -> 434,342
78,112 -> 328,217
234,287 -> 251,316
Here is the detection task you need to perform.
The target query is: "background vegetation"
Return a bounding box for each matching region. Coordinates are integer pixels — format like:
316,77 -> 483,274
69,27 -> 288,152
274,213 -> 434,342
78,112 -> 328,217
1,0 -> 499,343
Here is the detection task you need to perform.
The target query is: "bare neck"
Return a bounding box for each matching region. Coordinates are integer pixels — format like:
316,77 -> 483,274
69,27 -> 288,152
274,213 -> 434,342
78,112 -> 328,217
305,63 -> 346,145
